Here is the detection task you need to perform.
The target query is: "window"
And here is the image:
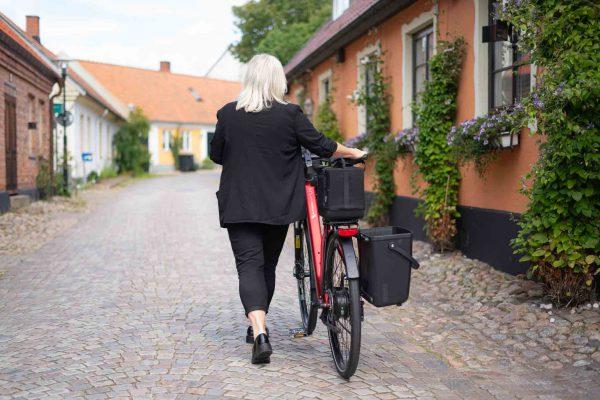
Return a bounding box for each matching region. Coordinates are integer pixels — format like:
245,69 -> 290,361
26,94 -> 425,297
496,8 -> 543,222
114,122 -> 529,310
364,59 -> 377,128
28,95 -> 36,155
38,99 -> 45,156
99,121 -> 103,158
87,116 -> 92,152
488,0 -> 531,109
412,26 -> 434,106
182,131 -> 191,151
333,0 -> 355,19
80,114 -> 85,153
317,70 -> 333,104
162,130 -> 171,151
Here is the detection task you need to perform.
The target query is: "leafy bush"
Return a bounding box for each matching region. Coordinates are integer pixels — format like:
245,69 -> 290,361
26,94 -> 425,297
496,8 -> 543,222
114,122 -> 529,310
99,165 -> 118,180
87,170 -> 99,183
314,94 -> 344,143
413,37 -> 466,251
113,107 -> 151,176
170,134 -> 183,170
500,0 -> 599,305
201,158 -> 216,170
35,158 -> 54,200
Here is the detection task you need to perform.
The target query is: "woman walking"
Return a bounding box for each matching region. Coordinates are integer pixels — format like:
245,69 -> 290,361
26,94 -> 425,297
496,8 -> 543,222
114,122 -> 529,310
210,54 -> 365,364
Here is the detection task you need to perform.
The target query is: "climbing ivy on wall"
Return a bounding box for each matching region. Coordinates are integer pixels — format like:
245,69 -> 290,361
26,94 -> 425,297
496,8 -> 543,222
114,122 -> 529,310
412,37 -> 466,251
353,52 -> 396,226
314,93 -> 344,143
499,0 -> 599,304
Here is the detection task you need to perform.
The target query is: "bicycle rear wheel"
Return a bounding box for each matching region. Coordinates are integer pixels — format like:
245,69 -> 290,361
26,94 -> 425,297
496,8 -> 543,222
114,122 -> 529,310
324,233 -> 361,379
294,221 -> 318,335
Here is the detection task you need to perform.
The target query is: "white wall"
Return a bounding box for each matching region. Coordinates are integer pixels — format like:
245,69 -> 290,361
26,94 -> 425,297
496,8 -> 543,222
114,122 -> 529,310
55,98 -> 121,180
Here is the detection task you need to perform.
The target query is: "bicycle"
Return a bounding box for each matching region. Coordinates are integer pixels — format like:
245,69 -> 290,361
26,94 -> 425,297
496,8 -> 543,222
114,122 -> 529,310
292,150 -> 367,379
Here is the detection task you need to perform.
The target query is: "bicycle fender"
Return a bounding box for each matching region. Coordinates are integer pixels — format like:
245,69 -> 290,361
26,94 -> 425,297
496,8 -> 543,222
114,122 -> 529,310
339,236 -> 360,279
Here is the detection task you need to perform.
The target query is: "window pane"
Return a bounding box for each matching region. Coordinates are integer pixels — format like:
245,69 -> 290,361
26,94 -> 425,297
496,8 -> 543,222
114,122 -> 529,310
493,70 -> 513,108
415,65 -> 427,99
427,32 -> 433,60
493,41 -> 513,70
516,63 -> 531,102
415,36 -> 426,65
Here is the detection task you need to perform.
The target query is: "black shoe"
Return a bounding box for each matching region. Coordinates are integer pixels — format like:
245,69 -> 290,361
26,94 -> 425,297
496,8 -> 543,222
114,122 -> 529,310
246,326 -> 269,344
251,333 -> 272,364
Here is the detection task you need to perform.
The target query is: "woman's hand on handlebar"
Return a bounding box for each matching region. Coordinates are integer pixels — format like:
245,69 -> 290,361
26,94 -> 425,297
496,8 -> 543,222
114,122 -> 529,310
333,142 -> 367,160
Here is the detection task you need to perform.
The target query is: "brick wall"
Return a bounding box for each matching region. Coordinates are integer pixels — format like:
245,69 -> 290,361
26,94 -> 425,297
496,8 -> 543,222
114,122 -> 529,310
1,43 -> 55,193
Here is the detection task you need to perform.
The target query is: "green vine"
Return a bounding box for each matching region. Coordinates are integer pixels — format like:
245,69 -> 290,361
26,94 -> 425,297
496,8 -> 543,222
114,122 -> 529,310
499,0 -> 599,305
353,51 -> 395,226
314,93 -> 344,143
413,37 -> 466,251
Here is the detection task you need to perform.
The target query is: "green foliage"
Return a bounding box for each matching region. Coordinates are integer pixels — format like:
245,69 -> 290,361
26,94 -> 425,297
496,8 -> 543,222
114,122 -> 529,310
170,133 -> 183,171
201,158 -> 216,170
353,52 -> 395,225
314,94 -> 343,143
87,170 -> 99,183
35,158 -> 54,200
413,38 -> 466,251
113,107 -> 151,176
449,104 -> 529,175
99,165 -> 118,180
499,0 -> 600,305
231,0 -> 331,64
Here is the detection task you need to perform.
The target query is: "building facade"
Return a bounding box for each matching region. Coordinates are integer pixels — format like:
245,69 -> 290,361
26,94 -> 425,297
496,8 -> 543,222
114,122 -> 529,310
286,0 -> 538,274
0,13 -> 60,212
53,61 -> 128,180
78,60 -> 240,172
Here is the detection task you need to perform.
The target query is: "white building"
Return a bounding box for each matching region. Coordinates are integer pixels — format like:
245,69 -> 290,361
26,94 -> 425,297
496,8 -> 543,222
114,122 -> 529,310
53,60 -> 128,180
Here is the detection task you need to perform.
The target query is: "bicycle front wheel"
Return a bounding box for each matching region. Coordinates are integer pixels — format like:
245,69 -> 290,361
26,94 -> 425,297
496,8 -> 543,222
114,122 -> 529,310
294,221 -> 318,335
324,233 -> 361,379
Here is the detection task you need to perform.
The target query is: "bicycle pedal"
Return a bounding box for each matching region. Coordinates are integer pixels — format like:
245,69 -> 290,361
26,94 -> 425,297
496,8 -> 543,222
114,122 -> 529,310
289,327 -> 307,338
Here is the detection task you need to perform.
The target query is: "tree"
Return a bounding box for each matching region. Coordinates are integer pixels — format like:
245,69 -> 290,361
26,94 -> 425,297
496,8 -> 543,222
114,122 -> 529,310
113,107 -> 151,175
231,0 -> 331,64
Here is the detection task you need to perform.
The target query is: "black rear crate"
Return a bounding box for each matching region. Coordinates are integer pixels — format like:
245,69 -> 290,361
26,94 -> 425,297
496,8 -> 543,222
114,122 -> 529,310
358,226 -> 419,307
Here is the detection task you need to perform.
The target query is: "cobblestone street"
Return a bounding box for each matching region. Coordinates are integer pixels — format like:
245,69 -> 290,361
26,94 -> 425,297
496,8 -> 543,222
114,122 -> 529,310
0,172 -> 598,399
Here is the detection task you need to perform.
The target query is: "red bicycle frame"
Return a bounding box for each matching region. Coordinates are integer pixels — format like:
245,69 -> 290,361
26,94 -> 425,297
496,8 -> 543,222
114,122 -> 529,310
304,181 -> 359,304
304,182 -> 325,301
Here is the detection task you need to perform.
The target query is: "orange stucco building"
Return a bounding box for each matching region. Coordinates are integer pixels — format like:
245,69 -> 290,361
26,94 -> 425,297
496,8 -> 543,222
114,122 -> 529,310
286,0 -> 538,274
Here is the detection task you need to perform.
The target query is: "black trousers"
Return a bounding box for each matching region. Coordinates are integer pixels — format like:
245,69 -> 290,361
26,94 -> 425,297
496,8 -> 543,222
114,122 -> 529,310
226,223 -> 289,316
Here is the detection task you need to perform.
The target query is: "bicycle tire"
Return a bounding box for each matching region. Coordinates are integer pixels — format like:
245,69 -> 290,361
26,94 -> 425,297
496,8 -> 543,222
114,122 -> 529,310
294,220 -> 318,335
324,233 -> 361,379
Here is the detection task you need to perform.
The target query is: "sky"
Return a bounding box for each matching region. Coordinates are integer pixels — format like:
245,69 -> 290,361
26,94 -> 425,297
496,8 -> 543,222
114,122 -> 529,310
0,0 -> 248,81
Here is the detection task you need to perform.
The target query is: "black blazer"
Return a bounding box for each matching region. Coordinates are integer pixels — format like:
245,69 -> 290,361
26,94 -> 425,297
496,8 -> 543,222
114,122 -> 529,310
210,101 -> 337,227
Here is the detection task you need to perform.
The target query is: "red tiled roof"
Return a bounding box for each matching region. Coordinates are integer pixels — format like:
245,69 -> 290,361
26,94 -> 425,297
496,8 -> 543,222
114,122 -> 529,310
68,68 -> 127,120
284,0 -> 415,79
78,60 -> 241,125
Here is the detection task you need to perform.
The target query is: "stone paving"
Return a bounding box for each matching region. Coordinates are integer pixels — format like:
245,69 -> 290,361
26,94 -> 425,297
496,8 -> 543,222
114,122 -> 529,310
0,171 -> 598,399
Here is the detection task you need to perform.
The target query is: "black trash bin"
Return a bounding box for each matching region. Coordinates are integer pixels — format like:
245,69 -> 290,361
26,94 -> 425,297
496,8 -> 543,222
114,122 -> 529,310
358,226 -> 420,307
178,154 -> 194,172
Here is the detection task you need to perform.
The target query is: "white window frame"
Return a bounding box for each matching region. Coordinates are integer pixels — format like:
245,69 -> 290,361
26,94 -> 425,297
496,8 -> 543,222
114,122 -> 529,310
162,130 -> 171,151
294,87 -> 304,105
318,69 -> 333,104
356,42 -> 380,135
401,10 -> 436,129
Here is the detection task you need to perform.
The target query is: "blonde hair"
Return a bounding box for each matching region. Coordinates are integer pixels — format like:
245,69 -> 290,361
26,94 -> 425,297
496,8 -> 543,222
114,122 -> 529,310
236,54 -> 287,113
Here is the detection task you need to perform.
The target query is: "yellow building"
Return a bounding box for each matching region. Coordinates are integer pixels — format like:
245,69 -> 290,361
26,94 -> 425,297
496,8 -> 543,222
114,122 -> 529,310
78,60 -> 240,171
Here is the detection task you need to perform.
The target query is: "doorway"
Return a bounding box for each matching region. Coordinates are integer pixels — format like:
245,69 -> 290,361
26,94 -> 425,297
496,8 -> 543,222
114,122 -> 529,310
4,95 -> 17,193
